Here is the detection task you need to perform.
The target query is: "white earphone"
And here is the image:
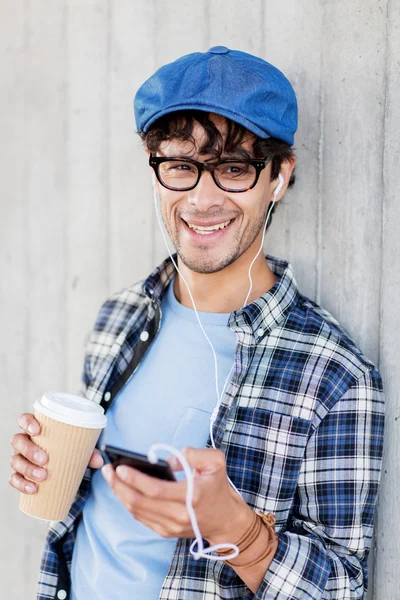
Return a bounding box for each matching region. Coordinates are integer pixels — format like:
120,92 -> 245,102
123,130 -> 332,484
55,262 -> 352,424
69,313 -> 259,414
274,173 -> 284,199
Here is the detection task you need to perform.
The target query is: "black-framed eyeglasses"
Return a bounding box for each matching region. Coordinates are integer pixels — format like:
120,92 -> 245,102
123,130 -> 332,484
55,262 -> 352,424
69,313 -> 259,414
149,153 -> 272,193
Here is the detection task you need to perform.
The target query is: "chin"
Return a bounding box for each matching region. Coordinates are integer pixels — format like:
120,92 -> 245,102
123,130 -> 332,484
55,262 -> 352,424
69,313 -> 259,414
176,248 -> 240,274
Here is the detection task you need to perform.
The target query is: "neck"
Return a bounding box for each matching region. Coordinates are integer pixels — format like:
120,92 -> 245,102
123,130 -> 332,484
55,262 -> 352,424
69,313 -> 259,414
173,242 -> 278,314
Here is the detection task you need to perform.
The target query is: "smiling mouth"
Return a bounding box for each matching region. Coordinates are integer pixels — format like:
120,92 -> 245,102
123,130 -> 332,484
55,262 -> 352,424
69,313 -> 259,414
181,219 -> 233,235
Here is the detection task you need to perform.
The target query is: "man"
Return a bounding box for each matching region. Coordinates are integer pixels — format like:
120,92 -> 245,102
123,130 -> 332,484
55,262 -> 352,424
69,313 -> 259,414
10,47 -> 384,599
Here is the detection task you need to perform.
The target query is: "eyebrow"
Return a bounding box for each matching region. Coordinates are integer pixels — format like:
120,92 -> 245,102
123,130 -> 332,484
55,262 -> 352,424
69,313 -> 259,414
159,152 -> 253,161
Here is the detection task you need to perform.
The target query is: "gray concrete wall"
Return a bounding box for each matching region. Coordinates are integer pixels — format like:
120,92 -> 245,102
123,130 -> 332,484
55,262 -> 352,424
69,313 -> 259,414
1,1 -> 398,598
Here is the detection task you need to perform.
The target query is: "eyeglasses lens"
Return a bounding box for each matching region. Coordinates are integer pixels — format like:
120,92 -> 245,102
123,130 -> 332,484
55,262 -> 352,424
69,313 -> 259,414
158,160 -> 257,191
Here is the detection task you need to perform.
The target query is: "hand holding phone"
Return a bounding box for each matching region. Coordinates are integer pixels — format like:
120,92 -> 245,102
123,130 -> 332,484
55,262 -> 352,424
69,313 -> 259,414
101,444 -> 176,481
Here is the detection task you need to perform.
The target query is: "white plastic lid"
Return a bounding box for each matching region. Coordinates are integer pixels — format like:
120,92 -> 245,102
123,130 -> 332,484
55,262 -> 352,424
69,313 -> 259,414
34,392 -> 107,429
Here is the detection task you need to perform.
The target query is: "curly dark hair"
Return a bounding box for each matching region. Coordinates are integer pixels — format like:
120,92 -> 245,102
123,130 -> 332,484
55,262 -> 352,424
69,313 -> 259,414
137,110 -> 296,227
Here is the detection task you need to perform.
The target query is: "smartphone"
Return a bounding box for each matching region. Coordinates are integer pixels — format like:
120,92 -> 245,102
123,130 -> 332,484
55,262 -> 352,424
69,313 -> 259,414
101,444 -> 176,481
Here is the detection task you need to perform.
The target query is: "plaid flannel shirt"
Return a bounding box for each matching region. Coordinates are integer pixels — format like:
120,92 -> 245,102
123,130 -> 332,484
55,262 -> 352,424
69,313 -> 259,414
37,254 -> 384,600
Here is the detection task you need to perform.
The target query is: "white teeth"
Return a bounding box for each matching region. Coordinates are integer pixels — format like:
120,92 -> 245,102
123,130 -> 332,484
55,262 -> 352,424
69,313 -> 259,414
187,220 -> 231,234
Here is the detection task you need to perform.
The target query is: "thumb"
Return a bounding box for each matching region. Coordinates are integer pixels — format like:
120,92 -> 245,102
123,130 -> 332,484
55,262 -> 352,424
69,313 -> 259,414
171,447 -> 226,475
88,448 -> 104,469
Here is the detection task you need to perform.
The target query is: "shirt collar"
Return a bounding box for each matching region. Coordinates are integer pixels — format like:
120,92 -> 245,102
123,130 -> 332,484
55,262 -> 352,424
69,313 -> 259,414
231,255 -> 301,342
142,255 -> 176,300
143,254 -> 300,341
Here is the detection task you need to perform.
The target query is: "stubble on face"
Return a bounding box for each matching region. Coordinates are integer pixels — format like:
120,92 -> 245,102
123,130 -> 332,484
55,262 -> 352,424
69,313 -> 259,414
160,202 -> 268,275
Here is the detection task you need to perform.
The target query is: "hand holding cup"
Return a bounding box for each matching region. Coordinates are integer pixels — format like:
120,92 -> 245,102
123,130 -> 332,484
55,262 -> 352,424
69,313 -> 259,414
9,414 -> 104,495
9,393 -> 107,521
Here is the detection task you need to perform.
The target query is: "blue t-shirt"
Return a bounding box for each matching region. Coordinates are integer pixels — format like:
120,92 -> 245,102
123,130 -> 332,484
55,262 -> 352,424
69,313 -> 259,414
70,278 -> 237,599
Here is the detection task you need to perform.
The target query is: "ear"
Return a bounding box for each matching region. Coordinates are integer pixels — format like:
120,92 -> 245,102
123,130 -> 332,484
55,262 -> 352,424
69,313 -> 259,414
145,148 -> 150,157
272,155 -> 296,203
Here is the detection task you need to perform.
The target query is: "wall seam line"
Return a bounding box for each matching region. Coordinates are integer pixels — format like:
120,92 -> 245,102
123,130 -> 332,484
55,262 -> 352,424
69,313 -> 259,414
373,0 -> 391,597
260,0 -> 265,58
63,0 -> 68,391
377,2 -> 390,373
205,0 -> 210,49
151,0 -> 158,269
316,1 -> 325,306
22,0 -> 30,589
107,0 -> 111,295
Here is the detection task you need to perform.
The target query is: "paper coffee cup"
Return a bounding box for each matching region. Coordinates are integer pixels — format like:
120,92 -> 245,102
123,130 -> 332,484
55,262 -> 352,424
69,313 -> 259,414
19,392 -> 107,521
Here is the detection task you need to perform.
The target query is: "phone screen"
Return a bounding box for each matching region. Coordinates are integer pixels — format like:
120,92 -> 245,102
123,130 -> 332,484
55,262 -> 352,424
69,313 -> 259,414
101,444 -> 176,481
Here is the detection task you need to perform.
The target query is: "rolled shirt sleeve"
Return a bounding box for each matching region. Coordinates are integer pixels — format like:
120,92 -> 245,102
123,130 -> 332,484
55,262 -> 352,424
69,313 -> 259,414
255,367 -> 385,599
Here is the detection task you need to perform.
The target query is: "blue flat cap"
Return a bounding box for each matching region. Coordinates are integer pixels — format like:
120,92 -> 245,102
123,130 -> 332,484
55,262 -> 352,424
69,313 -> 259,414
134,46 -> 298,145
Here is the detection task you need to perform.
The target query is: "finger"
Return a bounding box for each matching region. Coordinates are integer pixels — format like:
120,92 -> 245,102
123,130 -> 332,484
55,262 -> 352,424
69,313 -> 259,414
9,470 -> 37,494
166,455 -> 184,472
132,500 -> 194,538
102,465 -> 151,514
17,413 -> 41,436
10,453 -> 47,482
129,494 -> 192,532
135,515 -> 171,538
102,466 -> 192,536
180,447 -> 226,474
102,464 -> 116,487
88,448 -> 104,469
10,433 -> 48,466
102,464 -> 139,510
114,465 -> 187,502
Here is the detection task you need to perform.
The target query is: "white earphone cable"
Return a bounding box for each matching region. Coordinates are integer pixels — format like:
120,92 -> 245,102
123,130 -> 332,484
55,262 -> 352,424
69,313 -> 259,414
148,172 -> 283,560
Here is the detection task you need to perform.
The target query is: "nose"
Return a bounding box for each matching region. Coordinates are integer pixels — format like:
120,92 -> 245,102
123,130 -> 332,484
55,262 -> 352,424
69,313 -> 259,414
187,169 -> 225,211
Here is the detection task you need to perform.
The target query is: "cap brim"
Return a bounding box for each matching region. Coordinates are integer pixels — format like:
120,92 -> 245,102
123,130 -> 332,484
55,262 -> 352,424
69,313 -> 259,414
141,104 -> 271,140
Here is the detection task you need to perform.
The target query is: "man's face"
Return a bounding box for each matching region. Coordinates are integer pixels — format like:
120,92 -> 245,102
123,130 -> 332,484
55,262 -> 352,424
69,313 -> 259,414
152,114 -> 276,275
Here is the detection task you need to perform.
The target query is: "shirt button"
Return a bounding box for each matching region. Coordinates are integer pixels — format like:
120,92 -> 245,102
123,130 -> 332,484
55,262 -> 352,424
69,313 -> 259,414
57,591 -> 67,600
256,327 -> 264,337
111,342 -> 120,355
104,391 -> 111,402
140,331 -> 149,342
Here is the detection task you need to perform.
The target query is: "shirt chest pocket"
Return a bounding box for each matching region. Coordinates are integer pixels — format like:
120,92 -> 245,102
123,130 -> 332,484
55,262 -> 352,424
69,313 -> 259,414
172,406 -> 212,451
223,407 -> 312,527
